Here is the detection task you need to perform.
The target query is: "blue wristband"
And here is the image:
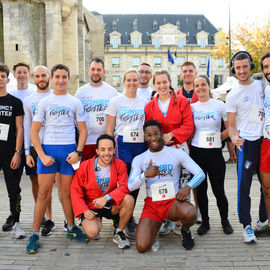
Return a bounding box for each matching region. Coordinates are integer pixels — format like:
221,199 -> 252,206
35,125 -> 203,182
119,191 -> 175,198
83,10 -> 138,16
105,194 -> 112,201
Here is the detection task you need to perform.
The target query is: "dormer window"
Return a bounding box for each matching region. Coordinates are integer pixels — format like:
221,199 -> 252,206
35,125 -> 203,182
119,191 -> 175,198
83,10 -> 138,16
153,20 -> 158,30
176,20 -> 180,29
133,18 -> 138,31
112,19 -> 117,30
197,20 -> 202,30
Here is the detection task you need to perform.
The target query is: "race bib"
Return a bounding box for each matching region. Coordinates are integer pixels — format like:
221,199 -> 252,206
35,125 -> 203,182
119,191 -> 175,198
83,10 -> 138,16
250,104 -> 264,123
198,131 -> 221,148
123,126 -> 144,143
151,181 -> 175,202
263,119 -> 270,139
0,123 -> 9,141
89,111 -> 106,128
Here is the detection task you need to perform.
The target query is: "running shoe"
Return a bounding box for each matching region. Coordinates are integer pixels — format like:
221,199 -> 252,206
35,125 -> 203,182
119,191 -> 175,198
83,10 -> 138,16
255,225 -> 270,237
26,234 -> 39,254
243,225 -> 256,243
255,219 -> 268,230
151,239 -> 160,252
41,220 -> 56,236
113,231 -> 130,249
221,219 -> 233,234
173,224 -> 182,235
197,222 -> 210,236
181,229 -> 194,250
159,219 -> 175,236
124,221 -> 136,239
66,225 -> 89,243
2,215 -> 15,231
13,222 -> 26,239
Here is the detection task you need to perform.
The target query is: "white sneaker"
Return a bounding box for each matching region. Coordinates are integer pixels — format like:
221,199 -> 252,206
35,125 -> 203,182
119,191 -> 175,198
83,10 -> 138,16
255,219 -> 268,230
13,222 -> 26,239
243,225 -> 256,243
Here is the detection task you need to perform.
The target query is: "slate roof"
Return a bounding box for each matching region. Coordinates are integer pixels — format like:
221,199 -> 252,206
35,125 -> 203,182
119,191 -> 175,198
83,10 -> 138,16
101,14 -> 218,45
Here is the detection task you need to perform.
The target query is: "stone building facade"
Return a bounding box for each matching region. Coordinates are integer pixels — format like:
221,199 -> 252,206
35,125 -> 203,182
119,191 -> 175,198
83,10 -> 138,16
0,0 -> 104,94
101,14 -> 228,91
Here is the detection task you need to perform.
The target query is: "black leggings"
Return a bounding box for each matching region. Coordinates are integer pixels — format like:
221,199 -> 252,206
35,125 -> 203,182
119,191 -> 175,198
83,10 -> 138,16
0,155 -> 22,222
190,146 -> 229,223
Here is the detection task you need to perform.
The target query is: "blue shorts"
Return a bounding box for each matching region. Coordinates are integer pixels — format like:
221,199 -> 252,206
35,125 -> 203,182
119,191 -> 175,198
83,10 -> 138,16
20,150 -> 37,176
37,144 -> 76,175
116,135 -> 147,164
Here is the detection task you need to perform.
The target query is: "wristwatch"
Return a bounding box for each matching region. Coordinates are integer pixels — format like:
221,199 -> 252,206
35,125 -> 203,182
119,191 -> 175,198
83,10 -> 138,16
15,149 -> 22,154
75,150 -> 83,156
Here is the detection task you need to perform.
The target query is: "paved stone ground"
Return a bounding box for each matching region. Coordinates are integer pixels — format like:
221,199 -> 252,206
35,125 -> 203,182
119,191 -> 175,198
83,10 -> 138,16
0,150 -> 270,270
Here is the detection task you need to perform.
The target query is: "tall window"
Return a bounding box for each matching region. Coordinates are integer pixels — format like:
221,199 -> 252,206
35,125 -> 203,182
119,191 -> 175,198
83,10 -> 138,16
112,76 -> 121,87
112,39 -> 118,49
134,38 -> 139,48
200,38 -> 206,48
154,57 -> 162,66
154,39 -> 160,49
133,57 -> 140,67
218,58 -> 224,67
199,57 -> 207,66
112,57 -> 120,67
178,39 -> 183,49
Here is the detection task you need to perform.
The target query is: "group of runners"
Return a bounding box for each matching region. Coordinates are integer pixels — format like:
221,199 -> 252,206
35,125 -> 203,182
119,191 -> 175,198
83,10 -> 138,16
0,51 -> 270,254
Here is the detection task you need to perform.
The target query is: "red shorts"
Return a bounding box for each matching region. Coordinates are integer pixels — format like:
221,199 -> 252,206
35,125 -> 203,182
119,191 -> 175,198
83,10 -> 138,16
260,139 -> 270,172
140,197 -> 176,223
82,144 -> 97,162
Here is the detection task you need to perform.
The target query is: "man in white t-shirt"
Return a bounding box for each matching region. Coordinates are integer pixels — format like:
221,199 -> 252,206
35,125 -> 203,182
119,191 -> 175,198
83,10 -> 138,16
255,52 -> 270,237
137,63 -> 153,102
26,64 -> 88,254
8,63 -> 37,193
23,65 -> 58,236
75,58 -> 118,161
226,51 -> 267,243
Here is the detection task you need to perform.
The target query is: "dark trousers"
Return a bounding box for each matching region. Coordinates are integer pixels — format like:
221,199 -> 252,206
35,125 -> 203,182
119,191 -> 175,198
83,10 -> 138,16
0,155 -> 22,222
237,138 -> 267,226
190,146 -> 229,223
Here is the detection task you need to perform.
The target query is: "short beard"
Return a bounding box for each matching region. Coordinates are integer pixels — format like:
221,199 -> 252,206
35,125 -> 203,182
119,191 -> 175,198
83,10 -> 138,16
264,73 -> 270,83
36,81 -> 50,90
90,77 -> 102,84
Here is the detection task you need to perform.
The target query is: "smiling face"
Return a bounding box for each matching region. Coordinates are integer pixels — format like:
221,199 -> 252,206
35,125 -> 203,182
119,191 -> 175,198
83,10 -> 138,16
180,64 -> 197,85
153,73 -> 171,97
138,64 -> 152,87
0,71 -> 9,91
262,57 -> 270,83
96,138 -> 115,166
88,61 -> 105,85
233,58 -> 251,84
194,76 -> 210,100
14,66 -> 30,86
51,69 -> 69,94
123,72 -> 139,95
144,125 -> 164,152
33,67 -> 50,91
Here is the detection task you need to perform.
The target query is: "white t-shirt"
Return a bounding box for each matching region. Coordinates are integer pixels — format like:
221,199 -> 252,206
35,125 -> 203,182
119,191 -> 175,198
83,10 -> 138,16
105,94 -> 147,136
9,87 -> 36,102
226,80 -> 264,141
95,157 -> 111,194
137,87 -> 153,102
33,93 -> 85,145
191,99 -> 227,148
128,146 -> 205,198
23,91 -> 52,154
263,85 -> 270,139
158,97 -> 170,117
75,82 -> 118,145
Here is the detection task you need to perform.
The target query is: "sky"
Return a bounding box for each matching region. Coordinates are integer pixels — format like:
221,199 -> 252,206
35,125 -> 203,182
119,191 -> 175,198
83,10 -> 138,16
83,0 -> 269,31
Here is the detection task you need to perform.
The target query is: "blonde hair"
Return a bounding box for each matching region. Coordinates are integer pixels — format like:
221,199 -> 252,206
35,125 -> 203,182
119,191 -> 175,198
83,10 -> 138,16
123,69 -> 139,81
